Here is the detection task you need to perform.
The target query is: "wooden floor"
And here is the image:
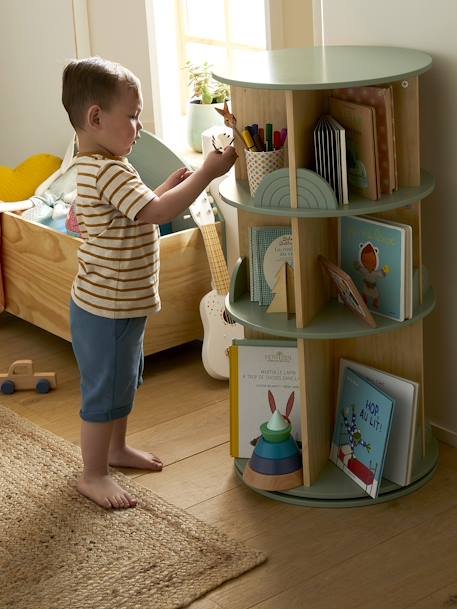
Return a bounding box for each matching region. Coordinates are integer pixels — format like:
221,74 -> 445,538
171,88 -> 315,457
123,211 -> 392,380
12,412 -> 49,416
2,311 -> 457,609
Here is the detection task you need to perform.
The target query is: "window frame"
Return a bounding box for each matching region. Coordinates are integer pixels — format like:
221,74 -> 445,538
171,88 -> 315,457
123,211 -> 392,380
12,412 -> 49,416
175,0 -> 268,114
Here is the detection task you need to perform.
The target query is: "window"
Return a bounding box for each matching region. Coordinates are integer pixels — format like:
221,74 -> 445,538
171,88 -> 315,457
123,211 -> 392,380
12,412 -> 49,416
147,0 -> 267,151
177,0 -> 267,111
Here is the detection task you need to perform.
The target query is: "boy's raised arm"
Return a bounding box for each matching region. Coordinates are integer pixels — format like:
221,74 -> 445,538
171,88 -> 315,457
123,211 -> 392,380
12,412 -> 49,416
136,147 -> 237,225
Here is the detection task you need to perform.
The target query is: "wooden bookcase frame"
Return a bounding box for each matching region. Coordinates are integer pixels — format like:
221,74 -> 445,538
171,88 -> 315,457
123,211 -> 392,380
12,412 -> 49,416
215,46 -> 438,505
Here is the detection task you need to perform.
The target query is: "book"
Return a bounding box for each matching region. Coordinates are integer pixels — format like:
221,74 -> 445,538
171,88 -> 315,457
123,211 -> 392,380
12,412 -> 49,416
330,367 -> 395,498
318,255 -> 376,328
229,339 -> 301,458
338,358 -> 419,486
339,215 -> 411,322
332,86 -> 397,194
376,218 -> 413,319
250,227 -> 293,306
314,115 -> 349,205
329,97 -> 380,201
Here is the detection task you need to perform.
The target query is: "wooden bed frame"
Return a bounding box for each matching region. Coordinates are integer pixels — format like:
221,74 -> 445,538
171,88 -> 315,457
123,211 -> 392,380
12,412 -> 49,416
1,132 -> 220,356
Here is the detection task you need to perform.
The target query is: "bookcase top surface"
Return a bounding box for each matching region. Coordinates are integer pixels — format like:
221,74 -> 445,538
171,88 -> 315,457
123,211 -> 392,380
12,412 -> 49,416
212,46 -> 432,90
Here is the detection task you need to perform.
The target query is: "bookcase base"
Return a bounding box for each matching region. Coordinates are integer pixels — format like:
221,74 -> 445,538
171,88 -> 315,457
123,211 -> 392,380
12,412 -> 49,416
234,429 -> 439,508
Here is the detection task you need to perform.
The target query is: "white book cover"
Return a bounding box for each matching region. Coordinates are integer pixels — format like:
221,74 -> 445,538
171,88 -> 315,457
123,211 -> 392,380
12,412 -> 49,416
338,358 -> 419,486
229,340 -> 301,458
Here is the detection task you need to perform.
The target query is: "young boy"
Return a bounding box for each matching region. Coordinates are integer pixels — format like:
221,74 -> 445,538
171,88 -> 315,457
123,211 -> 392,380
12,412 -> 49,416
61,57 -> 237,510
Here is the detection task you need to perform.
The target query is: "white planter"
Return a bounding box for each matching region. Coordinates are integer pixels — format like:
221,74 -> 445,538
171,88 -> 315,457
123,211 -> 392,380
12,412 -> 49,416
187,100 -> 226,152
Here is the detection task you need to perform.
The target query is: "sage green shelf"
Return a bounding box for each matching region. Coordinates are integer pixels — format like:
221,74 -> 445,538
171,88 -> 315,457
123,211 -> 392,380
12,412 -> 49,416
227,257 -> 436,340
234,427 -> 438,508
213,46 -> 432,91
219,170 -> 435,218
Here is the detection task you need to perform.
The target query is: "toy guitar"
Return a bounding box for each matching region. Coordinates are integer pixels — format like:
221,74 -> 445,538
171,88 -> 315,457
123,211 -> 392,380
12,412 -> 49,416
189,191 -> 244,380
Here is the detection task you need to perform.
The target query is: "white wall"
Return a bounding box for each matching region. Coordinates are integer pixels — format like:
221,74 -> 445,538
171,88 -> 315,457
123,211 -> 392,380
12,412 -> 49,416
86,0 -> 155,134
318,0 -> 457,442
0,0 -> 156,167
0,0 -> 76,165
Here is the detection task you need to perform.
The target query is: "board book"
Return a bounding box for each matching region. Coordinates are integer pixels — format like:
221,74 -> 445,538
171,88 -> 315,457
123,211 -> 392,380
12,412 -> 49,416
338,358 -> 419,486
339,215 -> 412,322
329,97 -> 380,201
332,85 -> 397,194
314,114 -> 349,205
229,340 -> 301,458
330,367 -> 395,498
249,227 -> 293,306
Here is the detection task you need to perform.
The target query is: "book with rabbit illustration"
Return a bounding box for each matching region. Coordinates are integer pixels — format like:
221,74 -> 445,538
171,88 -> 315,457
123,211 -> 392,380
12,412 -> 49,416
229,339 -> 301,458
330,367 -> 395,498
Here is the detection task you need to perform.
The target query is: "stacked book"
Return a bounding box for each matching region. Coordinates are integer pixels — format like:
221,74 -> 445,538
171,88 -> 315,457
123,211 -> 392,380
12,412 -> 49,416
249,226 -> 293,306
331,358 -> 420,497
314,85 -> 398,204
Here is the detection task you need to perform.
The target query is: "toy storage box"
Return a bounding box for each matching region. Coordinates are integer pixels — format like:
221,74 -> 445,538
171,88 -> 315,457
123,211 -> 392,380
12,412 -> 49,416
1,133 -> 220,356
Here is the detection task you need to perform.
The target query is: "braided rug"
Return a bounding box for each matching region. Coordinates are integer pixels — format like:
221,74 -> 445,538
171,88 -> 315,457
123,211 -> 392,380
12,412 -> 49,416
0,405 -> 266,609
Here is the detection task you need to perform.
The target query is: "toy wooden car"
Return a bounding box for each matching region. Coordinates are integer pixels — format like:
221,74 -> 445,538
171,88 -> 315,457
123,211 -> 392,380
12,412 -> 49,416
0,360 -> 57,394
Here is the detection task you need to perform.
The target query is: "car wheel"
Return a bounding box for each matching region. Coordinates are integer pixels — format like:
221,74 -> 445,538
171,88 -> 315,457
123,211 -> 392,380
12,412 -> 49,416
1,380 -> 15,395
36,379 -> 51,394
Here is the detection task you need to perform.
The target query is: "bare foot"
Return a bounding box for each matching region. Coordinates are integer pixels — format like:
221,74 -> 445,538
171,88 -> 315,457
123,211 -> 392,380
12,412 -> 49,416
109,446 -> 163,471
77,475 -> 137,509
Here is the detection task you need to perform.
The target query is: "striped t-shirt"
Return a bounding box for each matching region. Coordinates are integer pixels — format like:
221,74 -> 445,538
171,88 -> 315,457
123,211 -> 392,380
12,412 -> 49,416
71,153 -> 161,319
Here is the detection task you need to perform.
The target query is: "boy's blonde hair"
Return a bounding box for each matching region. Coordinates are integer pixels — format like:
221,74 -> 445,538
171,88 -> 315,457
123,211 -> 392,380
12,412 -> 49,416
62,57 -> 140,130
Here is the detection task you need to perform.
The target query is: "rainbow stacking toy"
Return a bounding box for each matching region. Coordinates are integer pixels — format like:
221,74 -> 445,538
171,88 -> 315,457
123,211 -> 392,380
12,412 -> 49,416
243,409 -> 303,491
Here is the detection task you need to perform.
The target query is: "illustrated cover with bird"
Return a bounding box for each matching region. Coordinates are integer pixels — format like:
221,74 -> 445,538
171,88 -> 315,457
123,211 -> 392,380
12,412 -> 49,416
330,366 -> 395,498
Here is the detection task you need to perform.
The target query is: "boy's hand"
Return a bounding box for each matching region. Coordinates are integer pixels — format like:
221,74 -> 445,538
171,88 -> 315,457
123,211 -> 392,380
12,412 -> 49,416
158,167 -> 193,195
202,147 -> 238,180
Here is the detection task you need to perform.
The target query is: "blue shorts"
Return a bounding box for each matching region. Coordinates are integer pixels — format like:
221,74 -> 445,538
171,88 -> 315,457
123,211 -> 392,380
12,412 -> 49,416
70,299 -> 147,423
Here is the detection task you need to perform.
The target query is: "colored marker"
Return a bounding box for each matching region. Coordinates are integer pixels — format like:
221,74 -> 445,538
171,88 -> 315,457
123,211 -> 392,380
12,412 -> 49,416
258,128 -> 265,149
253,133 -> 265,151
265,123 -> 273,151
273,130 -> 281,150
280,127 -> 288,147
245,125 -> 263,151
242,129 -> 256,151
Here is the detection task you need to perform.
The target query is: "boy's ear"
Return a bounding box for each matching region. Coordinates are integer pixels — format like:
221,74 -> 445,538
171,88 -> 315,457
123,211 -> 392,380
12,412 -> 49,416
87,104 -> 102,129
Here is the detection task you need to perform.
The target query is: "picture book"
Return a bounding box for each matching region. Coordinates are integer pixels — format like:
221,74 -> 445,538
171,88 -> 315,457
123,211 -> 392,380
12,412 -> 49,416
332,86 -> 397,194
375,218 -> 413,319
339,215 -> 409,322
229,339 -> 301,458
314,115 -> 348,205
338,358 -> 419,486
250,227 -> 293,306
318,255 -> 376,328
330,367 -> 395,498
329,97 -> 380,201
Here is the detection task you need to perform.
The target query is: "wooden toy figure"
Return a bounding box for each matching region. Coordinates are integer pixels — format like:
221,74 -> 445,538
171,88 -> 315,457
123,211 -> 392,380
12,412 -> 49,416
243,403 -> 303,492
214,102 -> 249,150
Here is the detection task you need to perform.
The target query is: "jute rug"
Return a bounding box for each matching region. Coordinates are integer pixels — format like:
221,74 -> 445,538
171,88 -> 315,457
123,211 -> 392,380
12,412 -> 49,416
0,405 -> 266,609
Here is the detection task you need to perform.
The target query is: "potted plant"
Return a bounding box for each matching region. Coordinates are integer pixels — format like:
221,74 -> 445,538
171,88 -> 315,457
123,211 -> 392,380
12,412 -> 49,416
184,60 -> 230,152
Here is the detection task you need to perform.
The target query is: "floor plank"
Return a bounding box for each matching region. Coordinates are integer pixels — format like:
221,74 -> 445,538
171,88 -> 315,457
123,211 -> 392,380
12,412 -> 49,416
137,443 -> 241,509
2,312 -> 457,609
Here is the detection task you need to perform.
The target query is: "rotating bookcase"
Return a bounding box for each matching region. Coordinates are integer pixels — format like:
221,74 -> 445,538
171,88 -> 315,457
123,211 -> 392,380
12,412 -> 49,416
213,45 -> 438,507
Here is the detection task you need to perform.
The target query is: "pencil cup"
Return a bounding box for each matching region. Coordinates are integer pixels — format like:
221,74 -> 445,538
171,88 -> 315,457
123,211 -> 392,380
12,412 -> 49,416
245,148 -> 285,197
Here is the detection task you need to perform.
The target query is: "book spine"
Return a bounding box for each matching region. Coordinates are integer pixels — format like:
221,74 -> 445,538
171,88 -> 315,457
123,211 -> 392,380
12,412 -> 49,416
229,345 -> 240,457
